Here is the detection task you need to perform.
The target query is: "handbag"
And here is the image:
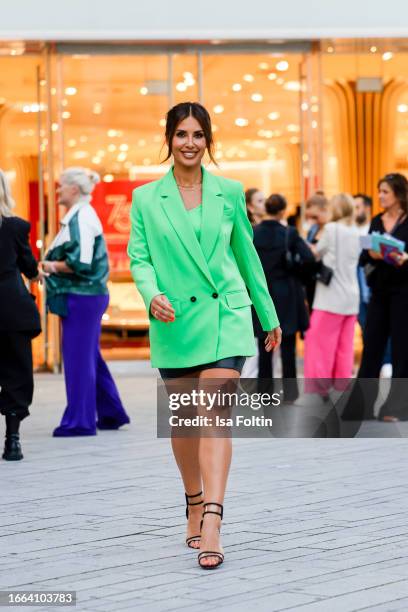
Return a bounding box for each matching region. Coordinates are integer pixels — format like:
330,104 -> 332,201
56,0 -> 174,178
315,224 -> 338,286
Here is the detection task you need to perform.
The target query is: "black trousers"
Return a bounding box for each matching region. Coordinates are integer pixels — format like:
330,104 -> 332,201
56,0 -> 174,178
342,290 -> 408,420
257,333 -> 299,401
0,331 -> 33,420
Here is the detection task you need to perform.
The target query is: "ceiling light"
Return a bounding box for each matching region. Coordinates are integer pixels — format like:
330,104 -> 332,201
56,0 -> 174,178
159,119 -> 166,126
283,81 -> 301,91
301,102 -> 309,111
117,152 -> 127,162
213,104 -> 224,114
232,83 -> 242,92
251,93 -> 263,102
65,87 -> 77,96
176,82 -> 187,92
370,46 -> 377,53
140,86 -> 149,95
215,151 -> 223,160
107,129 -> 117,137
61,99 -> 68,107
72,151 -> 88,159
276,60 -> 289,71
62,111 -> 71,119
119,143 -> 129,151
258,62 -> 269,70
235,118 -> 249,127
92,156 -> 101,164
398,104 -> 408,113
268,112 -> 280,120
67,139 -> 76,147
107,144 -> 116,152
268,73 -> 277,80
290,136 -> 299,144
327,46 -> 334,53
50,88 -> 57,95
93,103 -> 102,114
287,124 -> 300,132
212,124 -> 218,132
382,51 -> 393,61
103,174 -> 114,182
51,123 -> 59,132
243,74 -> 254,82
276,78 -> 284,85
311,120 -> 318,129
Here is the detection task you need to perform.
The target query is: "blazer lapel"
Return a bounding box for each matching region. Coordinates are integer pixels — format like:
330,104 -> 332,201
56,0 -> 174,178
159,167 -> 216,288
200,168 -> 224,262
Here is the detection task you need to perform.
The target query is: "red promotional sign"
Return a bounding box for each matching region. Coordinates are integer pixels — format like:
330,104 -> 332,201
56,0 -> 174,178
91,180 -> 151,274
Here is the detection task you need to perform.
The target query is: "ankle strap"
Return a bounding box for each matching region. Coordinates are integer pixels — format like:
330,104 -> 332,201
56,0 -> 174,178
185,491 -> 203,506
203,502 -> 224,520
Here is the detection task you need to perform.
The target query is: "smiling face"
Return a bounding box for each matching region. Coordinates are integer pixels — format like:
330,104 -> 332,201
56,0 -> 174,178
378,181 -> 399,211
170,115 -> 207,170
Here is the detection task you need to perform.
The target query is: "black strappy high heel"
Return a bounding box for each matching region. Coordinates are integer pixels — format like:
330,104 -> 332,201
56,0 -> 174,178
198,502 -> 224,569
185,491 -> 203,549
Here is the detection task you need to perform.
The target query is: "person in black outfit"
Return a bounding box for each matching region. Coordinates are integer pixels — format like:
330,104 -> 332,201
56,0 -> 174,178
342,173 -> 408,422
0,170 -> 41,460
253,194 -> 314,401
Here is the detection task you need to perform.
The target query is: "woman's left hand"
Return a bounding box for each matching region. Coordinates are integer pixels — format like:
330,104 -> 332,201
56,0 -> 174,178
265,326 -> 282,352
389,251 -> 408,266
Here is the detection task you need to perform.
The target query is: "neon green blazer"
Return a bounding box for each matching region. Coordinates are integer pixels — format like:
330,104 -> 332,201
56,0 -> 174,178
128,167 -> 279,368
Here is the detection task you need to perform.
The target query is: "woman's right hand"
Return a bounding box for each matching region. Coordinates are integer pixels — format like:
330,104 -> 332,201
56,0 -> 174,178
368,249 -> 383,261
150,294 -> 175,322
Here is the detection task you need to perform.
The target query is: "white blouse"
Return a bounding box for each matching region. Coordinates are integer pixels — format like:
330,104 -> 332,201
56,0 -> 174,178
313,221 -> 361,315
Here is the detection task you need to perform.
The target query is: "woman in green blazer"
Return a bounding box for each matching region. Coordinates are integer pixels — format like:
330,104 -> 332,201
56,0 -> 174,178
128,102 -> 281,569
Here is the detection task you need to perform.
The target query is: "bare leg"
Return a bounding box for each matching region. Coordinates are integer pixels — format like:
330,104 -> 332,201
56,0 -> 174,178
198,367 -> 239,567
165,372 -> 203,548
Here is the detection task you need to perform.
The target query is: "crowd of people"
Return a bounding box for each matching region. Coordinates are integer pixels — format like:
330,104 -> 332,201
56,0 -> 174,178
245,174 -> 408,422
1,160 -> 408,462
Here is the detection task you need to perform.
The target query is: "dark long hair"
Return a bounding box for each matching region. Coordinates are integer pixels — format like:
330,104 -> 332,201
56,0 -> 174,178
245,188 -> 260,225
162,102 -> 216,165
378,173 -> 408,214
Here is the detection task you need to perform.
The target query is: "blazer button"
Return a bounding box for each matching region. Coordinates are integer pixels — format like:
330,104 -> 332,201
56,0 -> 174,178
190,296 -> 197,302
212,292 -> 219,299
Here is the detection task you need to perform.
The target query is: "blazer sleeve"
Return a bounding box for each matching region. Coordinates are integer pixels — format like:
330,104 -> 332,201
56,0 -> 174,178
127,190 -> 163,313
230,189 -> 280,331
14,219 -> 39,279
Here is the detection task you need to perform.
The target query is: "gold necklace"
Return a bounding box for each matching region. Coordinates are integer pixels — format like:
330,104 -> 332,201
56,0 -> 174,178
176,182 -> 202,191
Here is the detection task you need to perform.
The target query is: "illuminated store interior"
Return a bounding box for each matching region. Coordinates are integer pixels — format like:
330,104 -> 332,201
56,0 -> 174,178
1,39 -> 408,366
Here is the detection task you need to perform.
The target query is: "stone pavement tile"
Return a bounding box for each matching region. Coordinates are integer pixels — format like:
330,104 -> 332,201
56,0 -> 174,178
288,567 -> 408,598
286,580 -> 408,612
358,600 -> 408,612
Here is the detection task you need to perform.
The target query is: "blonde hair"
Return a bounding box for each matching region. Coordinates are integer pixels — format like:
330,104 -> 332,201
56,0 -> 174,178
60,167 -> 100,195
330,193 -> 355,223
0,169 -> 15,219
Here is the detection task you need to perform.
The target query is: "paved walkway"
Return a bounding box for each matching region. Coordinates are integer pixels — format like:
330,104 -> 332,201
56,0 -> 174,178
1,362 -> 408,612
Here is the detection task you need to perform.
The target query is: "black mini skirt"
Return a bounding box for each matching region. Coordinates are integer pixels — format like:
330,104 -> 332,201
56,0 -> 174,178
158,356 -> 246,379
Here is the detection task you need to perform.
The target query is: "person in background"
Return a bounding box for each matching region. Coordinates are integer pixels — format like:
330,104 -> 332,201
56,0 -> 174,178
303,193 -> 361,399
0,169 -> 42,460
342,174 -> 408,421
304,191 -> 330,309
253,194 -> 314,401
245,188 -> 265,226
354,193 -> 373,236
354,193 -> 392,375
41,167 -> 129,436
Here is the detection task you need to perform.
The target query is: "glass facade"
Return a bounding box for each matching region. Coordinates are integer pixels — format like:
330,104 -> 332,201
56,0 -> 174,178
1,39 -> 407,365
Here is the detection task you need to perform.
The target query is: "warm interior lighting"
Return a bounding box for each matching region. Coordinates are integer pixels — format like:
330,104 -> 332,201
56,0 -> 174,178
232,83 -> 242,91
243,74 -> 254,82
251,93 -> 263,102
276,61 -> 289,71
65,87 -> 77,96
382,51 -> 393,61
140,86 -> 148,95
103,174 -> 114,182
235,118 -> 249,127
213,104 -> 224,114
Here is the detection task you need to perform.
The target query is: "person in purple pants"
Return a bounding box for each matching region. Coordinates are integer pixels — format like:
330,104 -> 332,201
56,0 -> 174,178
41,167 -> 130,436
